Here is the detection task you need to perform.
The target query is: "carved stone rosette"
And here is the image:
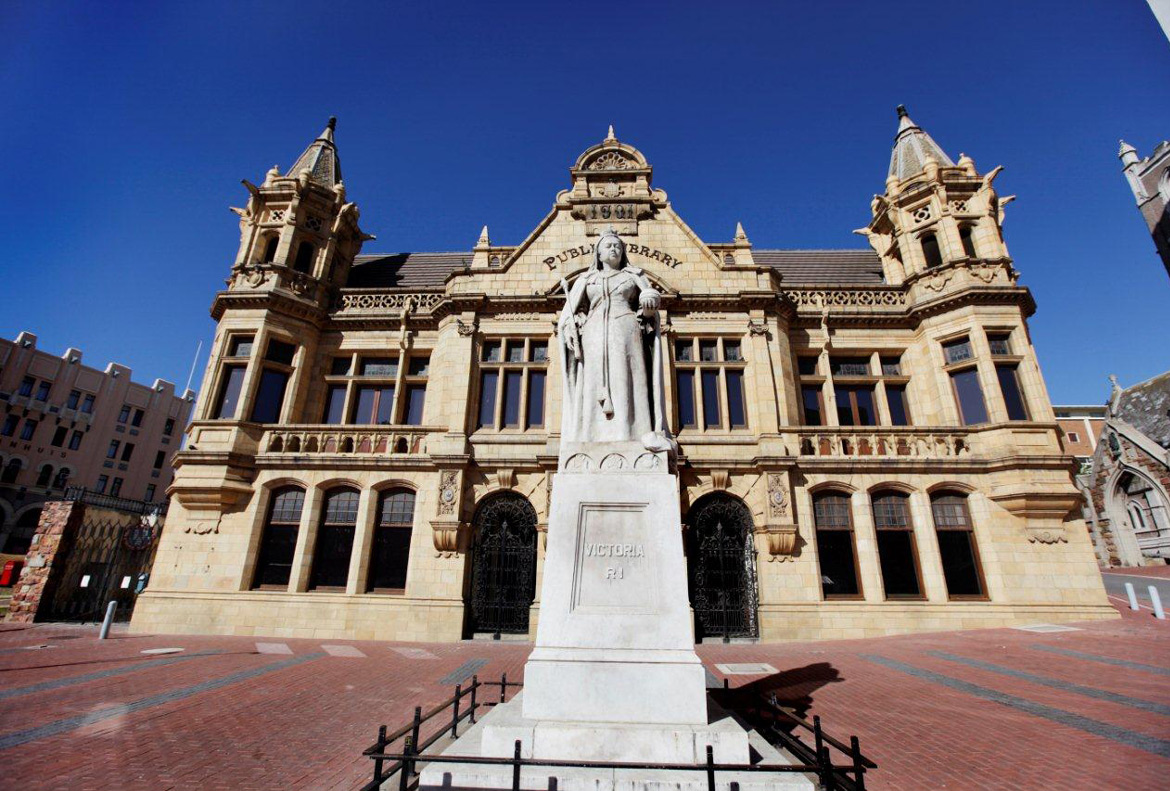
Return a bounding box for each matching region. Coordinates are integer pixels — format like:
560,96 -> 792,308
760,472 -> 797,561
437,470 -> 460,516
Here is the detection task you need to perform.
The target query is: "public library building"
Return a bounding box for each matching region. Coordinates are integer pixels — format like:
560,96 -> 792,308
130,110 -> 1114,642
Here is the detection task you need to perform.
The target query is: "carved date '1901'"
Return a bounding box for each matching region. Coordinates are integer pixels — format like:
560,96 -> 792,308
587,204 -> 636,220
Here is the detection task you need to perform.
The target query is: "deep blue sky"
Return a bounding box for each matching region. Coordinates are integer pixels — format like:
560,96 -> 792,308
1,1 -> 1167,404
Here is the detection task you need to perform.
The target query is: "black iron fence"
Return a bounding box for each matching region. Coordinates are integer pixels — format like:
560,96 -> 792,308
64,487 -> 167,517
358,675 -> 874,791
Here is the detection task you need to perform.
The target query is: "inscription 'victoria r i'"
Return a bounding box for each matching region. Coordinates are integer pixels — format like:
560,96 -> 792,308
584,542 -> 646,557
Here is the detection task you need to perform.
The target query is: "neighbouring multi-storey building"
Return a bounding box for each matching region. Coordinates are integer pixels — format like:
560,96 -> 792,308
1119,138 -> 1170,278
0,332 -> 194,554
1054,404 -> 1106,465
131,109 -> 1114,643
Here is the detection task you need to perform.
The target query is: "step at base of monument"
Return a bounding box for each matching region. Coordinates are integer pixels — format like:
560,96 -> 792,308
417,695 -> 816,791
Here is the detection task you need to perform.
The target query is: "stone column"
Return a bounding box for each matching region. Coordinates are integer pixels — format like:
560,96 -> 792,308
5,499 -> 86,623
290,485 -> 323,592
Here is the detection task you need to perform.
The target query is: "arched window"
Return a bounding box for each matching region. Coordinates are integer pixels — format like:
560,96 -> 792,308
368,489 -> 415,592
293,241 -> 315,274
262,235 -> 279,263
871,491 -> 923,598
52,468 -> 70,490
36,464 -> 53,487
930,492 -> 986,598
1,458 -> 21,484
468,493 -> 537,636
4,508 -> 42,556
252,487 -> 305,588
686,493 -> 759,640
310,488 -> 360,589
1118,471 -> 1169,551
920,232 -> 943,269
958,226 -> 977,258
813,491 -> 861,598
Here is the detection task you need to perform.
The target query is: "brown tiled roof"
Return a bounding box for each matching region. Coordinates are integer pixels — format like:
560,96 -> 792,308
347,248 -> 884,288
348,252 -> 471,288
752,249 -> 885,284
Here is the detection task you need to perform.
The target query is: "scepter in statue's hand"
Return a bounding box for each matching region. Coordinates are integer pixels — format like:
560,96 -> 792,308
560,277 -> 582,359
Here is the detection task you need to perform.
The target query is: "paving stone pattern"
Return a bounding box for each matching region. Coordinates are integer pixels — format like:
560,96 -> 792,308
0,600 -> 1166,790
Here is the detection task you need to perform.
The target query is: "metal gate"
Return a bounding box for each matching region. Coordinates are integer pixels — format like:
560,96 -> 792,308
468,494 -> 537,636
40,516 -> 162,623
687,494 -> 759,640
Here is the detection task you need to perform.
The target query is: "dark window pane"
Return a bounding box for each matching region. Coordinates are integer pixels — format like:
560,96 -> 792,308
872,493 -> 911,528
699,340 -> 718,362
813,493 -> 852,528
676,371 -> 696,428
352,386 -> 393,424
530,342 -> 548,362
482,341 -> 501,362
35,382 -> 51,401
311,524 -> 355,588
887,384 -> 911,426
997,365 -> 1028,421
250,369 -> 290,423
798,356 -> 818,376
95,475 -> 108,493
988,334 -> 1011,356
931,495 -> 970,529
951,368 -> 988,425
801,385 -> 823,426
164,418 -> 175,435
880,356 -> 902,376
0,415 -> 16,437
214,366 -> 247,419
877,531 -> 921,596
726,370 -> 746,428
701,370 -> 721,428
830,357 -> 871,377
375,386 -> 396,424
69,431 -> 83,450
154,450 -> 166,469
478,371 -> 498,428
266,340 -> 296,365
229,336 -> 254,357
254,488 -> 300,588
110,478 -> 123,496
506,341 -> 525,363
18,377 -> 34,396
921,232 -> 943,268
378,491 -> 415,526
408,356 -> 430,376
263,235 -> 278,262
107,441 -> 120,459
502,371 -> 522,427
131,409 -> 144,427
51,426 -> 67,447
836,388 -> 855,426
121,443 -> 134,462
526,371 -> 546,428
269,488 -> 305,524
323,489 -> 360,524
943,338 -> 973,365
723,341 -> 743,362
323,385 -> 347,424
361,357 -> 397,377
854,386 -> 877,426
81,394 -> 95,413
330,356 -> 352,375
816,530 -> 860,597
293,241 -> 314,273
937,531 -> 983,597
370,525 -> 412,590
675,341 -> 693,362
403,385 -> 426,425
67,390 -> 80,409
959,226 -> 977,257
118,405 -> 131,423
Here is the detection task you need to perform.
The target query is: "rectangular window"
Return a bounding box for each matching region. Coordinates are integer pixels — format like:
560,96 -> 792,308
328,356 -> 351,376
403,385 -> 427,425
830,356 -> 871,377
51,426 -> 67,447
699,340 -> 718,362
67,390 -> 81,409
0,415 -> 17,436
154,450 -> 166,469
213,365 -> 247,419
18,377 -> 35,397
34,381 -> 51,401
408,356 -> 430,376
502,371 -> 522,427
145,484 -> 156,502
872,493 -> 923,598
836,384 -> 877,426
942,338 -> 974,365
96,475 -> 109,494
131,408 -> 145,427
68,431 -> 83,451
352,385 -> 394,424
265,339 -> 296,365
886,384 -> 911,426
931,495 -> 986,598
478,371 -> 498,429
20,420 -> 37,441
725,370 -> 746,429
674,341 -> 694,362
110,477 -> 123,496
81,394 -> 95,414
950,368 -> 988,425
530,342 -> 548,363
701,370 -> 721,429
813,493 -> 861,598
482,341 -> 502,363
996,365 -> 1028,421
163,418 -> 175,436
228,335 -> 254,357
987,333 -> 1012,357
360,356 -> 398,377
118,405 -> 131,424
121,442 -> 135,462
250,368 -> 290,423
476,339 -> 547,431
676,370 -> 696,428
880,356 -> 902,376
322,384 -> 347,424
107,440 -> 120,459
526,371 -> 546,428
797,356 -> 819,376
801,385 -> 824,426
506,341 -> 525,363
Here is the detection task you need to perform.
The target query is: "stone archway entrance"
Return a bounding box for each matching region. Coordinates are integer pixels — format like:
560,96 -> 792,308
467,493 -> 537,637
686,493 -> 759,641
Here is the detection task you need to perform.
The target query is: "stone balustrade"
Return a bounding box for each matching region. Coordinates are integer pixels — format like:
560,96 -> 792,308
259,425 -> 440,456
793,427 -> 973,458
783,287 -> 906,312
334,290 -> 445,316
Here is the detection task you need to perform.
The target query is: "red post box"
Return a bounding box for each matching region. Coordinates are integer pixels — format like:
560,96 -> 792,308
0,560 -> 23,586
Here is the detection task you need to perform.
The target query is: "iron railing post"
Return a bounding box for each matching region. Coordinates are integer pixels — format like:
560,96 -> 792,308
470,674 -> 479,724
398,736 -> 412,791
512,739 -> 522,791
373,725 -> 386,785
705,744 -> 715,791
452,683 -> 462,738
851,735 -> 866,791
813,715 -> 831,790
500,673 -> 507,704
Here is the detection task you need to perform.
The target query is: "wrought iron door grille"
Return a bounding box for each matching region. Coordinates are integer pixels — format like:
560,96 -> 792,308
469,495 -> 537,635
687,495 -> 759,639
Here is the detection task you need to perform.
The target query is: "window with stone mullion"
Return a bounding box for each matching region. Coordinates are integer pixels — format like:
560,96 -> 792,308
476,339 -> 548,431
673,337 -> 747,432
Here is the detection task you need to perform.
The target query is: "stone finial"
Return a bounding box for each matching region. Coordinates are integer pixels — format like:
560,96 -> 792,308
734,221 -> 748,241
1119,139 -> 1139,167
476,225 -> 491,248
1108,374 -> 1123,414
957,152 -> 977,176
606,124 -> 616,141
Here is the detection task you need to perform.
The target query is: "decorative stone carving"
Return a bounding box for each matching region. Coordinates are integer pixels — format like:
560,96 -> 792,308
710,470 -> 731,491
335,291 -> 443,315
767,473 -> 789,519
494,468 -> 516,490
587,151 -> 637,170
988,488 -> 1080,546
761,525 -> 799,561
1026,526 -> 1068,544
784,289 -> 906,309
748,318 -> 769,336
430,519 -> 463,557
456,318 -> 477,337
923,270 -> 954,293
438,470 -> 459,515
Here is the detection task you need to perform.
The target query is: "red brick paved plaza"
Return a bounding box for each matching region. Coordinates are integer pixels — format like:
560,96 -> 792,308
1,596 -> 1166,791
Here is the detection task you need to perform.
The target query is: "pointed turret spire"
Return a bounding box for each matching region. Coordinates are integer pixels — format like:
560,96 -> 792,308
606,124 -> 616,141
477,225 -> 491,247
734,221 -> 749,243
888,105 -> 954,182
1119,139 -> 1140,167
289,116 -> 342,188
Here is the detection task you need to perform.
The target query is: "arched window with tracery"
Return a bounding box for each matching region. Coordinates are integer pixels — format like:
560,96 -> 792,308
930,492 -> 986,598
310,487 -> 360,590
813,490 -> 862,598
252,486 -> 305,589
871,490 -> 923,598
368,489 -> 415,593
1117,471 -> 1170,557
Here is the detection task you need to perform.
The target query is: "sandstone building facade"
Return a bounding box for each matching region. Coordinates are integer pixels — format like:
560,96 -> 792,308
131,110 -> 1114,642
0,331 -> 193,556
1119,138 -> 1170,278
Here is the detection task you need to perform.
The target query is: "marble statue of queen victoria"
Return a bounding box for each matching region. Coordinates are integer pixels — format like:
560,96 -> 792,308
557,229 -> 674,453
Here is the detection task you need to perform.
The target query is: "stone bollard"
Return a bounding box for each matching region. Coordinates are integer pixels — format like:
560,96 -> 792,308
1148,586 -> 1165,620
1125,582 -> 1140,611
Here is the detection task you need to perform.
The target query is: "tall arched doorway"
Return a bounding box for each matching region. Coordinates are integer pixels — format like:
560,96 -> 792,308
1114,469 -> 1170,563
467,493 -> 537,637
686,493 -> 759,641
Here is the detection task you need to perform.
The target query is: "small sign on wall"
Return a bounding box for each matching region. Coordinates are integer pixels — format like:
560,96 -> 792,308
79,575 -> 90,588
120,576 -> 132,589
